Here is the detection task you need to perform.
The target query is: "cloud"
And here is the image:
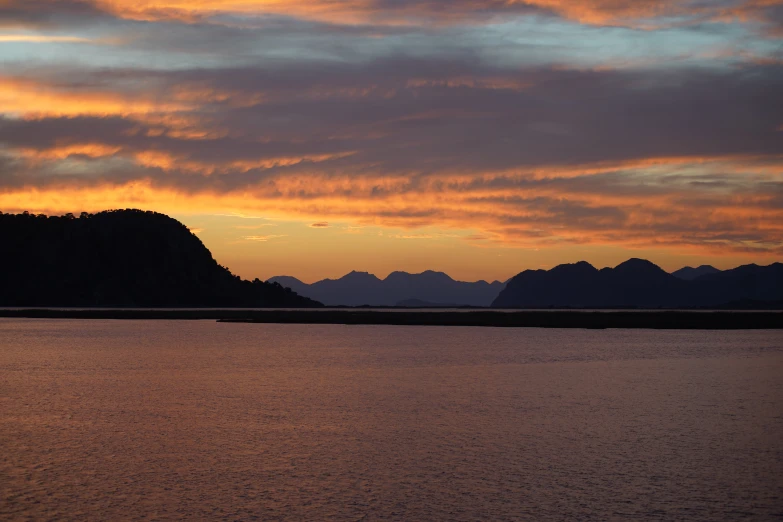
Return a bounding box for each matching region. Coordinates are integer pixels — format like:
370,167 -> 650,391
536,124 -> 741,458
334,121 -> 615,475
5,0 -> 778,32
2,152 -> 780,257
0,34 -> 93,42
392,234 -> 435,239
0,77 -> 196,119
1,0 -> 781,260
0,0 -> 111,29
234,223 -> 277,229
309,222 -> 330,228
214,212 -> 272,219
1,62 -> 780,180
243,234 -> 287,242
57,0 -> 554,27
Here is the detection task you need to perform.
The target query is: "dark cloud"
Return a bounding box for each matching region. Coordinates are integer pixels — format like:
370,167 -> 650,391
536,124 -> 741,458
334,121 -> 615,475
2,62 -> 780,192
0,0 -> 112,28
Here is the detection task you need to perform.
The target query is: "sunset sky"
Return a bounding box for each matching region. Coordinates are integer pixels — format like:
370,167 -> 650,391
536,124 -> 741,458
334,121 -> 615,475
1,0 -> 781,282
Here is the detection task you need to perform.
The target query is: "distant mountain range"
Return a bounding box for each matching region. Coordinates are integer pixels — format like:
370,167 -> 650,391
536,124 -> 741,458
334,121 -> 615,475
494,258 -> 783,309
0,210 -> 320,307
271,260 -> 783,309
671,265 -> 721,280
269,271 -> 505,307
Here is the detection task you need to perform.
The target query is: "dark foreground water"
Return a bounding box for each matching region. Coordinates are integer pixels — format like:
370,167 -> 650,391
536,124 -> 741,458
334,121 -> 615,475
1,320 -> 782,520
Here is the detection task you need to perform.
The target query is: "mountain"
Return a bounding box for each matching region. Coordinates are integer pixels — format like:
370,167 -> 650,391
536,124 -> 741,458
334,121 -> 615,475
493,258 -> 783,309
672,265 -> 721,280
269,270 -> 505,306
267,276 -> 308,295
692,263 -> 783,304
0,210 -> 321,307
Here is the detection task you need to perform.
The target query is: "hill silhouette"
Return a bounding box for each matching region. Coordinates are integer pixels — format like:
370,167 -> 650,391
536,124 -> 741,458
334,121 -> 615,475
493,258 -> 783,308
269,270 -> 505,306
0,210 -> 321,307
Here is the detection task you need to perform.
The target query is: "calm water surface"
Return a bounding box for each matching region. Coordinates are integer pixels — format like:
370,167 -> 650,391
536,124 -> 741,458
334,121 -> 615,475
1,319 -> 782,520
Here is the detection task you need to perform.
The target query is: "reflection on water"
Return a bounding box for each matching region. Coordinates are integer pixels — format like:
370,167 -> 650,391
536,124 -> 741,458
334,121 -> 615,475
1,319 -> 782,520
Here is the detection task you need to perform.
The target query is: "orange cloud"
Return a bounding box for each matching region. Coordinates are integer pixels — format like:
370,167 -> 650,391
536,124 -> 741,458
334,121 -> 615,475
243,234 -> 286,241
87,0 -> 783,28
96,0 -> 489,25
0,34 -> 92,42
1,152 -> 781,258
129,150 -> 357,174
0,77 -> 190,118
392,234 -> 435,239
0,76 -> 269,122
16,143 -> 123,160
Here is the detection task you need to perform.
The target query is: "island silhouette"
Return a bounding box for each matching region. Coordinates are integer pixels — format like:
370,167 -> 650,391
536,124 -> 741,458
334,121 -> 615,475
0,209 -> 320,308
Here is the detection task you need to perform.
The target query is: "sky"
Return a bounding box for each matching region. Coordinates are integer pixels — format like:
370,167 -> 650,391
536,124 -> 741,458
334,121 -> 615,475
1,0 -> 782,283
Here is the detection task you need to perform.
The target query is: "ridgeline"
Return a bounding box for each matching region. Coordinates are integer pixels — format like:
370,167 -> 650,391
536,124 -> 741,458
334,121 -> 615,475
0,209 -> 321,308
494,259 -> 783,309
269,270 -> 504,307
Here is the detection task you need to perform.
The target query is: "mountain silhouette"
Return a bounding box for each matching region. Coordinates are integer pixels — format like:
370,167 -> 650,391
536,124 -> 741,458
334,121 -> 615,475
269,270 -> 505,306
493,258 -> 783,308
0,210 -> 321,307
672,265 -> 721,280
692,263 -> 783,304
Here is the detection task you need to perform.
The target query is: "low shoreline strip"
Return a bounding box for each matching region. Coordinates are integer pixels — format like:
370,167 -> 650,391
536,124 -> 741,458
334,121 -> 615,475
0,309 -> 781,329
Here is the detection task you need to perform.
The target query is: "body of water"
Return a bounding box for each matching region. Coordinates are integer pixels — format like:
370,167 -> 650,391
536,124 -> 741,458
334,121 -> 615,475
1,319 -> 782,520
